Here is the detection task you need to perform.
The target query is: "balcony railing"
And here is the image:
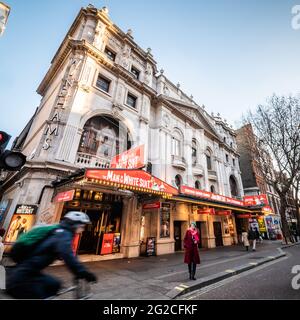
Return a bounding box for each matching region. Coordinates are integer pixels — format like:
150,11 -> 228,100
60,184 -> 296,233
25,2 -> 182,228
192,163 -> 204,176
171,155 -> 187,170
76,152 -> 110,168
208,170 -> 218,181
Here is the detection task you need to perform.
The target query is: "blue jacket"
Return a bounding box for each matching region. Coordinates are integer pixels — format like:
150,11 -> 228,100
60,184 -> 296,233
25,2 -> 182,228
7,222 -> 87,286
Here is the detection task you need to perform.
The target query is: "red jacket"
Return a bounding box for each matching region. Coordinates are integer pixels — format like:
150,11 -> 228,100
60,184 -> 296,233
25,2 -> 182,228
183,228 -> 200,264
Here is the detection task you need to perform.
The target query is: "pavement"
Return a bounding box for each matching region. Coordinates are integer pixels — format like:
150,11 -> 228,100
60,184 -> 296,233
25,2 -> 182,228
0,240 -> 297,300
181,245 -> 300,300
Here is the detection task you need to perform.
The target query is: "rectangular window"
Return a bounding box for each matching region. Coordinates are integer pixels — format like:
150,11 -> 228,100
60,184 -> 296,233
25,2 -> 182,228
172,138 -> 181,156
131,66 -> 140,79
126,93 -> 137,109
226,154 -> 229,162
96,75 -> 111,93
104,47 -> 116,61
206,155 -> 212,170
233,158 -> 235,166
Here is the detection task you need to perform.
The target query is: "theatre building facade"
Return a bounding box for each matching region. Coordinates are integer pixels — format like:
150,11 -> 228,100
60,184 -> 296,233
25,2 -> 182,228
1,5 -> 256,259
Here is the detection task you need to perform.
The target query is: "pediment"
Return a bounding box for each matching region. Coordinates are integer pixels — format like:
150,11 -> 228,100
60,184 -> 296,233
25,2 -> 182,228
163,96 -> 221,140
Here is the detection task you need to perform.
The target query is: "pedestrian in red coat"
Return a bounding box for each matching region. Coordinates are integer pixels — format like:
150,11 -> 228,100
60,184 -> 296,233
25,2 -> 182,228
184,222 -> 200,280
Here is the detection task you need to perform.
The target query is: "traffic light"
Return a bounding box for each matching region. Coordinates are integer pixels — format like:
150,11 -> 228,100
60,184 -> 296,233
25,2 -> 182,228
0,131 -> 26,171
0,131 -> 11,153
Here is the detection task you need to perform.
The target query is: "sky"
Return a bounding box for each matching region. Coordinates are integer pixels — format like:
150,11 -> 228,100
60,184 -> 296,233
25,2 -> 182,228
1,0 -> 300,144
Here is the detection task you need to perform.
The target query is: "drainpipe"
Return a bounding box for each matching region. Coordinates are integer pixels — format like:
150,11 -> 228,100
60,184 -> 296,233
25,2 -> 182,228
37,185 -> 54,205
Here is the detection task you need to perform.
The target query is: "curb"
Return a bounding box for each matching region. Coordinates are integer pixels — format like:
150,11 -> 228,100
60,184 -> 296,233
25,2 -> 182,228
166,252 -> 286,299
281,241 -> 300,249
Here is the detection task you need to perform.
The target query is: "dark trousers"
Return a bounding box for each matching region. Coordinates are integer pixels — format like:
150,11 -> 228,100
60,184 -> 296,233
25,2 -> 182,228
188,263 -> 197,276
6,272 -> 61,299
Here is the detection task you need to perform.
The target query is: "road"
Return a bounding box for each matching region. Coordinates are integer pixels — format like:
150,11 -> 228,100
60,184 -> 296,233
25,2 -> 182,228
181,246 -> 300,300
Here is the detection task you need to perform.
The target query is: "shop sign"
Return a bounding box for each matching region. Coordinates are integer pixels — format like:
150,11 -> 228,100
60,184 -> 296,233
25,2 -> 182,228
54,190 -> 75,203
4,204 -> 37,245
216,210 -> 232,216
262,205 -> 273,214
85,169 -> 178,195
146,237 -> 156,256
236,214 -> 252,219
143,202 -> 161,210
244,194 -> 269,206
100,233 -> 114,255
257,217 -> 267,233
180,186 -> 244,206
197,208 -> 215,215
110,145 -> 145,169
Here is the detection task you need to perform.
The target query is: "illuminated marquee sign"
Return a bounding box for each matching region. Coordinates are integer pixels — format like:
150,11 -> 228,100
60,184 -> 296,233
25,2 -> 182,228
85,169 -> 178,196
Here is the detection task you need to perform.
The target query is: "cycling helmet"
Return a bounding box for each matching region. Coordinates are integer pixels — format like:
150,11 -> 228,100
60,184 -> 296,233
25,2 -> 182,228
64,211 -> 91,225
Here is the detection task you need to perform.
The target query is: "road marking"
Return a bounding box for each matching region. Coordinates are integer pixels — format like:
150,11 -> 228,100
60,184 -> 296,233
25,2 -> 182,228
225,269 -> 235,273
249,262 -> 258,265
180,256 -> 288,300
175,286 -> 185,291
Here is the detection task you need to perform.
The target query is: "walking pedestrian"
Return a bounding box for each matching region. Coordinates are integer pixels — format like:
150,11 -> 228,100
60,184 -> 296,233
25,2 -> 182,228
248,227 -> 260,251
241,228 -> 250,251
184,222 -> 200,280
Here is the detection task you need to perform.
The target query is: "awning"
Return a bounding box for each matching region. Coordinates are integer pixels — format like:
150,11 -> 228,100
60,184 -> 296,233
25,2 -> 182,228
52,168 -> 178,199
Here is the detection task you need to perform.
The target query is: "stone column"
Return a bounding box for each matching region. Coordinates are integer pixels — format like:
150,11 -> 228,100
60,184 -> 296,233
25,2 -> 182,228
201,214 -> 216,248
120,196 -> 140,258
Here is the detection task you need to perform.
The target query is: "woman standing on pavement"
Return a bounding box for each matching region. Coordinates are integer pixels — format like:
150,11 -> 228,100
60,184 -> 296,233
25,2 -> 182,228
184,222 -> 200,280
241,228 -> 250,251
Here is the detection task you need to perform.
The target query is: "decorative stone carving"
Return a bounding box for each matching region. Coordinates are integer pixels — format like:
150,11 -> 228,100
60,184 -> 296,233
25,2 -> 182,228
144,63 -> 153,85
163,85 -> 169,96
121,45 -> 131,69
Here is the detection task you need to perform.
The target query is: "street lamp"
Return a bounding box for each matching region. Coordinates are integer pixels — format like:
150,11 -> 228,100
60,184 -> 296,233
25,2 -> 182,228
0,2 -> 10,36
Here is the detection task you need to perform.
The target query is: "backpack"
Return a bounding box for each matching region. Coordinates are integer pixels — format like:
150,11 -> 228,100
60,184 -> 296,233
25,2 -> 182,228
10,224 -> 60,263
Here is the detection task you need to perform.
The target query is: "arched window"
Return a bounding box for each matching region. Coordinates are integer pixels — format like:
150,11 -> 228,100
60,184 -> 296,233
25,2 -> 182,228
175,174 -> 183,188
172,129 -> 183,157
195,180 -> 201,189
210,185 -> 215,193
77,115 -> 132,166
206,149 -> 212,170
192,139 -> 197,165
229,175 -> 239,198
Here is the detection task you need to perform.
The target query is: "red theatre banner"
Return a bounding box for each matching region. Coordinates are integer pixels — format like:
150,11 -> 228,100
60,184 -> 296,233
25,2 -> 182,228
180,185 -> 244,206
197,208 -> 215,215
110,145 -> 145,169
85,169 -> 179,195
244,194 -> 269,206
143,202 -> 161,210
54,190 -> 75,203
236,214 -> 252,219
216,210 -> 232,216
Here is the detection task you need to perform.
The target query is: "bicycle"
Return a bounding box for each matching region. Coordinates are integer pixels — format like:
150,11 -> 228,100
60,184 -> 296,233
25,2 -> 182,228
48,278 -> 94,300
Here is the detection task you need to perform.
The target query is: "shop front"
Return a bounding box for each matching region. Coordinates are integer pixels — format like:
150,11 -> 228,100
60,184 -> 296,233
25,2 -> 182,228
170,186 -> 257,249
51,168 -> 178,259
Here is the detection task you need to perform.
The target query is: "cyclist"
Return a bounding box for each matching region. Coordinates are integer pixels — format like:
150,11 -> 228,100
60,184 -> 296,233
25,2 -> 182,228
6,211 -> 97,299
